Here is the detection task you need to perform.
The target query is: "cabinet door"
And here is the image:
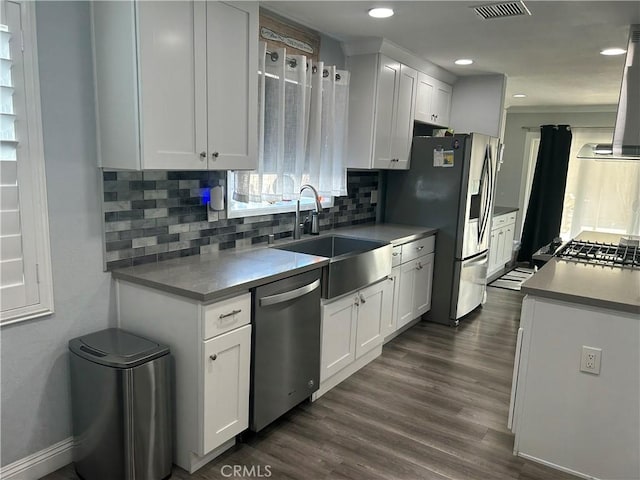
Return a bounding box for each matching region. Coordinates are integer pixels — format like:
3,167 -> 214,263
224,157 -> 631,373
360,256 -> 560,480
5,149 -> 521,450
433,81 -> 452,127
202,324 -> 251,454
502,225 -> 515,265
413,253 -> 434,316
382,268 -> 401,337
137,1 -> 208,170
372,55 -> 400,169
321,295 -> 358,381
390,65 -> 417,169
496,229 -> 506,271
488,229 -> 499,275
206,1 -> 258,170
397,260 -> 417,329
415,72 -> 435,124
356,281 -> 392,358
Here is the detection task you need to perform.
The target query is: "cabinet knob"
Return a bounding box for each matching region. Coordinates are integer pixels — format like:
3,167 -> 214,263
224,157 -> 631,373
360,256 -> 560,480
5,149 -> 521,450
417,262 -> 423,270
359,293 -> 366,304
354,296 -> 360,306
199,151 -> 206,159
209,354 -> 217,361
211,152 -> 219,159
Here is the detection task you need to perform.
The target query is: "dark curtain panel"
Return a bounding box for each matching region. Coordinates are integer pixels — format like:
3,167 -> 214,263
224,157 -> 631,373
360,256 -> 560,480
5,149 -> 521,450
518,125 -> 573,263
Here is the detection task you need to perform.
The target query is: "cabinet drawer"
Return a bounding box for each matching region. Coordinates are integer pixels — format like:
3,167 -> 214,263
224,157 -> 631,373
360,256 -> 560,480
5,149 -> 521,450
505,212 -> 517,225
202,293 -> 251,340
391,246 -> 402,267
493,215 -> 507,229
401,235 -> 435,264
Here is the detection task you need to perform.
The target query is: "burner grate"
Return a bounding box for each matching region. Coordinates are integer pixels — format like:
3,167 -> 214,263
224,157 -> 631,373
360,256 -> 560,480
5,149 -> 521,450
556,240 -> 640,269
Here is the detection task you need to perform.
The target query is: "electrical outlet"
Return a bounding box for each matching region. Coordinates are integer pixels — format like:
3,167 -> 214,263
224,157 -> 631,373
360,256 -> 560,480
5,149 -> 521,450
370,190 -> 378,205
580,346 -> 602,375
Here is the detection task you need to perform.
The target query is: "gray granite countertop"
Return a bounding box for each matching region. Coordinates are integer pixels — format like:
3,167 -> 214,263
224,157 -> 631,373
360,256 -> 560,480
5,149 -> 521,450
493,206 -> 519,216
112,222 -> 437,302
522,231 -> 640,314
113,248 -> 330,302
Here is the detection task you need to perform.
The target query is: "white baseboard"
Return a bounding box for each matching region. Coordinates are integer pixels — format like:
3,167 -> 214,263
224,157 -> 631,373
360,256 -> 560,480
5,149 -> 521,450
0,437 -> 73,480
517,452 -> 600,480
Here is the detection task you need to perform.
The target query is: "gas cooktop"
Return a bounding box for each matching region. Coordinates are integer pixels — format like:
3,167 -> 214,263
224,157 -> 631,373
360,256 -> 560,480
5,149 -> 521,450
555,239 -> 640,269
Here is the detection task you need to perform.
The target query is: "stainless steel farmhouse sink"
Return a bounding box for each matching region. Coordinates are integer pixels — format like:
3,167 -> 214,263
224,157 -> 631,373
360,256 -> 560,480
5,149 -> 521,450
274,235 -> 392,299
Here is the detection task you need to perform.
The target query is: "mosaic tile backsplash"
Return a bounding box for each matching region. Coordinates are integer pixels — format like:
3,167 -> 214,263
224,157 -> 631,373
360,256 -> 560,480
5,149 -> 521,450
102,170 -> 379,270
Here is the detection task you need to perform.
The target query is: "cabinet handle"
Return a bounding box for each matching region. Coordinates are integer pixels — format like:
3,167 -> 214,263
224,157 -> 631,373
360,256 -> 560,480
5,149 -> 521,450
219,309 -> 241,319
354,296 -> 360,306
211,152 -> 219,159
416,262 -> 423,270
199,151 -> 206,159
417,245 -> 424,251
359,293 -> 366,304
388,277 -> 394,282
209,354 -> 217,361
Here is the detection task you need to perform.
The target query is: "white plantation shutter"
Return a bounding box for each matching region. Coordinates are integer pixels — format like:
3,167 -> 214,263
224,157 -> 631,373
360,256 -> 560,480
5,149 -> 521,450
0,1 -> 52,324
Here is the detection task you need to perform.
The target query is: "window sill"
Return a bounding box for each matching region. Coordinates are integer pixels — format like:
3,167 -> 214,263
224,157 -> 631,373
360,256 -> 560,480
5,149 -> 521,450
227,199 -> 333,219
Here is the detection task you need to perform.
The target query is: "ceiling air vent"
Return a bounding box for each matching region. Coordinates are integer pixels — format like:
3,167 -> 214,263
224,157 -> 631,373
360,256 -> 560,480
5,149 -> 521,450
473,1 -> 532,20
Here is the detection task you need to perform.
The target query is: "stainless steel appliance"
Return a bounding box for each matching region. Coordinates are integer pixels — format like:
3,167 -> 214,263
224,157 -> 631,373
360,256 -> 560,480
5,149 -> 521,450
274,235 -> 392,299
69,328 -> 172,480
385,133 -> 499,326
250,269 -> 322,431
555,238 -> 640,268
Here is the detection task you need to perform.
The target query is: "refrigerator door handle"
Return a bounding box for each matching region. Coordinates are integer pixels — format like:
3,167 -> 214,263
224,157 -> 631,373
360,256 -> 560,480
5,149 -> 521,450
477,146 -> 490,243
479,144 -> 494,243
465,252 -> 489,266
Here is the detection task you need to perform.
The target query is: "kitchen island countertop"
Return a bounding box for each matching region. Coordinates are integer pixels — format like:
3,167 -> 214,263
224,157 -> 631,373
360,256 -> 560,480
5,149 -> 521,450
112,222 -> 437,302
521,231 -> 640,314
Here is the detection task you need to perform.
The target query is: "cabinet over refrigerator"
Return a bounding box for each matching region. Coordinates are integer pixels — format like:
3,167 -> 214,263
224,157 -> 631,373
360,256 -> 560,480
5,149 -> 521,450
385,133 -> 499,326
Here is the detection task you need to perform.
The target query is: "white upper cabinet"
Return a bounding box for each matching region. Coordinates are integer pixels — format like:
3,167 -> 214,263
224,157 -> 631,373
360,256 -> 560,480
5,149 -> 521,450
93,1 -> 258,170
347,54 -> 417,170
205,2 -> 258,170
415,72 -> 452,127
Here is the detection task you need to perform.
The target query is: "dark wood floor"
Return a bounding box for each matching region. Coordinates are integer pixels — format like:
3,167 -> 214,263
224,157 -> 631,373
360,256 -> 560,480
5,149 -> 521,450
45,287 -> 578,480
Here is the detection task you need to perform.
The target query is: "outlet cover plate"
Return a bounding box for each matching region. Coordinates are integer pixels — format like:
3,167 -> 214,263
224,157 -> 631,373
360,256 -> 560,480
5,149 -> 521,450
580,346 -> 602,375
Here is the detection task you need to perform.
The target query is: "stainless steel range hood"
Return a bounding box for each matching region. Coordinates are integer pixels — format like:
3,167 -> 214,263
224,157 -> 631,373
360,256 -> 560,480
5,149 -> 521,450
578,25 -> 640,161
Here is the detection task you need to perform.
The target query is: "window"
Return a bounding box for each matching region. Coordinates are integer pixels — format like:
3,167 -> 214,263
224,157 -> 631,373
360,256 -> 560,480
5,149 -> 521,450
0,0 -> 53,325
560,127 -> 640,239
228,42 -> 349,219
227,172 -> 333,219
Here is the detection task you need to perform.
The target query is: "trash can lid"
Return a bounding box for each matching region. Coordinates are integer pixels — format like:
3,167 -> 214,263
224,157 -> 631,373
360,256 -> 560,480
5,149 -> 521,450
69,328 -> 169,368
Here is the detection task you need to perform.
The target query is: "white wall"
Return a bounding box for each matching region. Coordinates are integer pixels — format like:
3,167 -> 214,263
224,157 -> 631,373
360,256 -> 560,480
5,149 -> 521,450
0,1 -> 114,466
449,74 -> 507,138
495,107 -> 617,237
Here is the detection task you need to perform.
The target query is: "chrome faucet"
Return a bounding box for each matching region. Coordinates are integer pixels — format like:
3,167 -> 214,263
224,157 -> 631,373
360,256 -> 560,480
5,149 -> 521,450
294,184 -> 322,240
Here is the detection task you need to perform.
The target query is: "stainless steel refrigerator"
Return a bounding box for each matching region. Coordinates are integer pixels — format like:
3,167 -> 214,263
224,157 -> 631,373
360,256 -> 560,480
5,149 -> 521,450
384,133 -> 499,326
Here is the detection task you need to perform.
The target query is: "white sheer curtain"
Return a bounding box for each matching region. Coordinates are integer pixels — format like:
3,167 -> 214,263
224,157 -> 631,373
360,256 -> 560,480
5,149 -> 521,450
560,127 -> 640,239
233,42 -> 348,204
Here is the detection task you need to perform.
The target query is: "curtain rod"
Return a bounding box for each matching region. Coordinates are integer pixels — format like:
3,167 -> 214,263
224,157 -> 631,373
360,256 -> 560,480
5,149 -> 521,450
521,125 -> 613,130
265,49 -> 341,80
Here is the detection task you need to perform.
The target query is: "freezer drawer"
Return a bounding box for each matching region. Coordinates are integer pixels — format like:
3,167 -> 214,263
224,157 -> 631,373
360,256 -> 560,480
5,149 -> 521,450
451,252 -> 489,320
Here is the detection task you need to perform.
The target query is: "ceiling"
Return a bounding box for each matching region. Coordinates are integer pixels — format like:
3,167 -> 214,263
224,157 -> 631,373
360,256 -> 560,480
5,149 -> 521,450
262,1 -> 640,108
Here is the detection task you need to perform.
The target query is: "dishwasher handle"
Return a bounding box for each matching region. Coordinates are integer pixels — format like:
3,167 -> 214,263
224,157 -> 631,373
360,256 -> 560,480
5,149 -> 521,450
259,279 -> 321,307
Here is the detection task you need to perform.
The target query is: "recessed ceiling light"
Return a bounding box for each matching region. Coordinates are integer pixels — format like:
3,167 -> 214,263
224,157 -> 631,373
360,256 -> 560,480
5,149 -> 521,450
454,59 -> 473,66
513,93 -> 527,98
600,48 -> 626,56
368,7 -> 394,18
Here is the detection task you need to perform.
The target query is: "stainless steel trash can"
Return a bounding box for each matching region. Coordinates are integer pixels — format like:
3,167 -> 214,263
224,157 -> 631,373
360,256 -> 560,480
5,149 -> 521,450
69,328 -> 172,480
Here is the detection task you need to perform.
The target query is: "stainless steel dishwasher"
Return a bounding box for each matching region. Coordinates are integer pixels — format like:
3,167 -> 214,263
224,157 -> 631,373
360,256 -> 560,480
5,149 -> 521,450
250,269 -> 322,431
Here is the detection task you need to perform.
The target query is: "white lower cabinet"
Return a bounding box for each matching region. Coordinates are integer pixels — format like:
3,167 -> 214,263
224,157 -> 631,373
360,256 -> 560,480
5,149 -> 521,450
488,211 -> 518,277
116,281 -> 251,473
202,324 -> 251,455
318,279 -> 392,392
356,280 -> 393,359
397,253 -> 435,330
320,294 -> 358,382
